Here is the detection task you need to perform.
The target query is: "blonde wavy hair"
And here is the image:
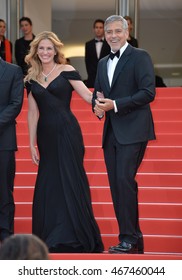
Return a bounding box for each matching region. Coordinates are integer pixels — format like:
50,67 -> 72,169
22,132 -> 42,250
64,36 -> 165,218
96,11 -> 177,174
24,31 -> 65,82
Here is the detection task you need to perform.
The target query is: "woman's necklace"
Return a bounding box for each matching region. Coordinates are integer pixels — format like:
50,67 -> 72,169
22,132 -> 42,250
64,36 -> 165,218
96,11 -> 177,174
42,64 -> 57,82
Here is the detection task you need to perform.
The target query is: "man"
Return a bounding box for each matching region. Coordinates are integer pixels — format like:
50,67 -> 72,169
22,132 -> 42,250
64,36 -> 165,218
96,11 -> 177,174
15,17 -> 35,76
124,16 -> 138,48
85,19 -> 110,88
0,58 -> 24,242
0,19 -> 12,62
93,15 -> 156,254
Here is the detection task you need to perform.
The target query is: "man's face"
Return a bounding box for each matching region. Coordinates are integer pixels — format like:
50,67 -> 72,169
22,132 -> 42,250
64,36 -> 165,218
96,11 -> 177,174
20,20 -> 32,36
105,21 -> 129,52
94,22 -> 104,39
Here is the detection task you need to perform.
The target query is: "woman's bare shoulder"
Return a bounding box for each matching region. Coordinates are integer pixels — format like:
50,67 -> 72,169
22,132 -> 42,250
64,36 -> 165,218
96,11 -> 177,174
58,64 -> 75,72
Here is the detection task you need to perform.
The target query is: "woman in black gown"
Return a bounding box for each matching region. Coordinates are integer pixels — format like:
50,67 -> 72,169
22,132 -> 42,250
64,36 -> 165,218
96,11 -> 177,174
24,31 -> 104,253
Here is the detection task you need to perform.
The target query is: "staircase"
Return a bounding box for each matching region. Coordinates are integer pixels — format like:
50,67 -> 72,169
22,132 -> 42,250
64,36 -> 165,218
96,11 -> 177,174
14,87 -> 182,260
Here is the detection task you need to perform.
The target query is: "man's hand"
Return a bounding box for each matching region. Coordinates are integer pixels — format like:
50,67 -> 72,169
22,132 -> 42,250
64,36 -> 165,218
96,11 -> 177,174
95,98 -> 114,112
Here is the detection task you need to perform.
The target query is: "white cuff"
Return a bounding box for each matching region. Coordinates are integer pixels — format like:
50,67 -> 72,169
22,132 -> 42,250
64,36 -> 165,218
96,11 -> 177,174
113,100 -> 118,113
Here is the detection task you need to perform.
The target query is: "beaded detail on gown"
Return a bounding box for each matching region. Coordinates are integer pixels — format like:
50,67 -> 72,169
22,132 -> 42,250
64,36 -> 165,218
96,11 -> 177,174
26,71 -> 104,253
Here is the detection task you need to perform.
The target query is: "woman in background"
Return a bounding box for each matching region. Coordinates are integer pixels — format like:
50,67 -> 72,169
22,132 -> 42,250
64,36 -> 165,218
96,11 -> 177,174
0,19 -> 12,62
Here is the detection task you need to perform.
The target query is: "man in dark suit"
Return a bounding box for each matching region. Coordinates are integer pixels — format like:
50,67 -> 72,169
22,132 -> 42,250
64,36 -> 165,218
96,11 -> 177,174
85,19 -> 110,88
0,58 -> 24,242
93,15 -> 156,254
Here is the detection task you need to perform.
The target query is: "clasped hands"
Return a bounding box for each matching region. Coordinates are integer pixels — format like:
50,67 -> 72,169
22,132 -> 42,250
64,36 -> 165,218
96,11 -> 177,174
94,91 -> 114,117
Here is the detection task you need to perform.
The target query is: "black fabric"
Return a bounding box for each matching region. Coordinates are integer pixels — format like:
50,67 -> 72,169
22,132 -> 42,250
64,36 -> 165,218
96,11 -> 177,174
109,50 -> 120,60
95,39 -> 104,43
26,70 -> 104,253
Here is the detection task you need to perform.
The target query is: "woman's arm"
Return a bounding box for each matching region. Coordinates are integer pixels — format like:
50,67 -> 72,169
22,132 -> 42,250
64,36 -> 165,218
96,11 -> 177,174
69,79 -> 93,104
28,92 -> 39,165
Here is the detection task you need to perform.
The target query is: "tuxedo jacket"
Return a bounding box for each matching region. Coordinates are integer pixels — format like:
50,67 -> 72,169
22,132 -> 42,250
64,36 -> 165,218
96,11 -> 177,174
93,44 -> 156,146
0,59 -> 24,151
85,38 -> 110,87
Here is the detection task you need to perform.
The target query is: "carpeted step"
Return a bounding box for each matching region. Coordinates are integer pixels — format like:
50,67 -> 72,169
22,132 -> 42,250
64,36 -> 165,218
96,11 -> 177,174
14,217 -> 182,236
16,158 -> 182,173
14,186 -> 182,204
16,132 -> 182,146
16,120 -> 182,134
14,172 -> 182,187
15,202 -> 182,219
15,145 -> 182,159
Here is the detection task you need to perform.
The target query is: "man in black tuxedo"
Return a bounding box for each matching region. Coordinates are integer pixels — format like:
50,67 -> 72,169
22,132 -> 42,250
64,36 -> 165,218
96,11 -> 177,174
93,15 -> 156,254
85,19 -> 110,88
0,58 -> 24,242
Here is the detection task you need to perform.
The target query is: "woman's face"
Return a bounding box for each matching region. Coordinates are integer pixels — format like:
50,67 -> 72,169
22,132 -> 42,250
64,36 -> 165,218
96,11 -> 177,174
37,39 -> 56,64
0,21 -> 6,37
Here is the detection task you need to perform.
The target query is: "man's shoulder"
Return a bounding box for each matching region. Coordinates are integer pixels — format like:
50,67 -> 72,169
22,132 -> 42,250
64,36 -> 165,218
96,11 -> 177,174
15,37 -> 25,44
85,38 -> 95,45
4,61 -> 22,72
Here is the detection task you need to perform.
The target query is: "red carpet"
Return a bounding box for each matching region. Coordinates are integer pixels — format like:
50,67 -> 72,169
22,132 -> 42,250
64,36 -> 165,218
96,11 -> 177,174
14,87 -> 182,259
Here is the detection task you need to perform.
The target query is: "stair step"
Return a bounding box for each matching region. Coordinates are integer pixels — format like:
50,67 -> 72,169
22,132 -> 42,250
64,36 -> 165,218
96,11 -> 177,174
49,253 -> 182,260
15,158 -> 182,173
17,108 -> 182,122
14,186 -> 182,203
15,145 -> 182,159
69,97 -> 182,110
14,172 -> 182,187
151,97 -> 182,109
16,120 -> 182,134
16,133 -> 182,146
15,202 -> 182,219
155,87 -> 182,97
14,217 -> 182,236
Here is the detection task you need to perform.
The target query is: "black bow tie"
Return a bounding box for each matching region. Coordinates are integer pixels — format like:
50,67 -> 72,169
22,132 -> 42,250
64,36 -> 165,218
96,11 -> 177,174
109,50 -> 120,60
95,39 -> 104,43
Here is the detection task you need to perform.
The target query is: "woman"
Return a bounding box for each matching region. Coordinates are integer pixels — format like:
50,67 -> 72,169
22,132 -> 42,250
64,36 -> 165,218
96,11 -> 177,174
24,31 -> 104,253
0,19 -> 12,62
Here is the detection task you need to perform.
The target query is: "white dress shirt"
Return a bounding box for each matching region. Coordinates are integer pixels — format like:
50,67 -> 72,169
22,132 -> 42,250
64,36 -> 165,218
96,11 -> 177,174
95,38 -> 104,59
107,42 -> 128,112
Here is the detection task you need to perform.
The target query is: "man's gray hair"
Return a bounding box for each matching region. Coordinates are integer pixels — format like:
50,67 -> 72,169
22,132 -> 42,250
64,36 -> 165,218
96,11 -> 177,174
104,15 -> 128,31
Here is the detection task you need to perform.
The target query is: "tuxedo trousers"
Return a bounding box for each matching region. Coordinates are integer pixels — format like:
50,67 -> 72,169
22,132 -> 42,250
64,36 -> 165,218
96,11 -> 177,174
0,151 -> 15,241
103,125 -> 147,244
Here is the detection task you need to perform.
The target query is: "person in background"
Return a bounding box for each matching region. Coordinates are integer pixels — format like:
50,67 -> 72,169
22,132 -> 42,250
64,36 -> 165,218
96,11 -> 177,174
0,234 -> 49,260
124,16 -> 138,48
85,19 -> 110,87
15,17 -> 35,75
0,19 -> 12,63
0,58 -> 24,243
24,31 -> 104,253
93,15 -> 156,254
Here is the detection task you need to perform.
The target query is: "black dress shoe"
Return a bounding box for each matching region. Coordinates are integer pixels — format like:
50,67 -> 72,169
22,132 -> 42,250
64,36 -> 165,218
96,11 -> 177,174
109,241 -> 138,254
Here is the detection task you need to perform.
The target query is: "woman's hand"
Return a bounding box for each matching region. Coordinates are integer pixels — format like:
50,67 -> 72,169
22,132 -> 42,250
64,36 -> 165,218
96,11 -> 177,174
30,146 -> 39,165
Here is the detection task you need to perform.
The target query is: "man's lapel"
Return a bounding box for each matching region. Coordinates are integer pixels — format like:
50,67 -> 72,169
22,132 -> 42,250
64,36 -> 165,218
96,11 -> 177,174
102,56 -> 110,95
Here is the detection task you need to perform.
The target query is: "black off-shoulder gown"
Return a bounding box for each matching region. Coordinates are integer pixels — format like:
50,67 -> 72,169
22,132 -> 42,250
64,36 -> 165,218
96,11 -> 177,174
26,71 -> 104,253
